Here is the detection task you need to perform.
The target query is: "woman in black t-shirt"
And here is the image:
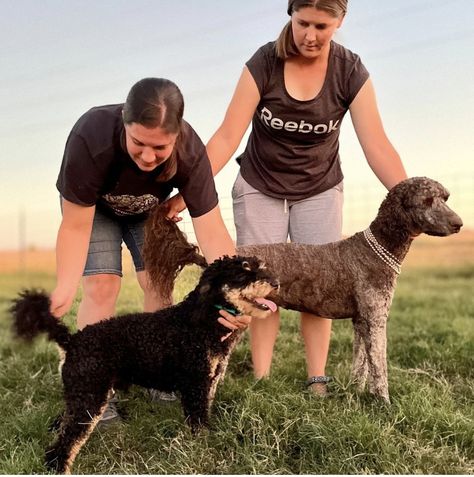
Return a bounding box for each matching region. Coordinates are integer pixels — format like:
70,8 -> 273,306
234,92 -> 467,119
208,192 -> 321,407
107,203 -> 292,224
52,78 -> 246,336
166,1 -> 408,396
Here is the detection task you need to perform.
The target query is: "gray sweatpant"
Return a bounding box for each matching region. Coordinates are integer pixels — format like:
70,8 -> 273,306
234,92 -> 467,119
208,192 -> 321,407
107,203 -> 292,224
232,172 -> 343,247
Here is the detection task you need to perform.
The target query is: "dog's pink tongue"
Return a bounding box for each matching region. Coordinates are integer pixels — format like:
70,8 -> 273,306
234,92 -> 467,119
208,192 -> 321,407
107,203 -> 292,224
255,298 -> 277,312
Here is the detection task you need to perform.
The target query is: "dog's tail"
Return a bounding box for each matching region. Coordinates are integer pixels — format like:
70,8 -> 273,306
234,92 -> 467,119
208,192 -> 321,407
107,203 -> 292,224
10,289 -> 72,350
143,205 -> 207,296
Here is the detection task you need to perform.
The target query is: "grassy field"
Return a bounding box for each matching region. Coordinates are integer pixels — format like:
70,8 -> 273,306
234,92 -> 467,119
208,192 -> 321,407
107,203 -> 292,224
0,232 -> 473,474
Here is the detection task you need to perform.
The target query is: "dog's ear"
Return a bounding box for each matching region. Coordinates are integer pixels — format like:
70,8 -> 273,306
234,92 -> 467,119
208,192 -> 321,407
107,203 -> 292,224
242,261 -> 251,271
199,283 -> 211,295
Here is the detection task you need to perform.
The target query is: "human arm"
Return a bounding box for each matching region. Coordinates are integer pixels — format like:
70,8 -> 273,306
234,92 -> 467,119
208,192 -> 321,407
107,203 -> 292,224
191,204 -> 235,262
206,66 -> 261,175
191,204 -> 251,331
162,67 -> 260,219
163,67 -> 260,219
349,78 -> 408,189
50,199 -> 95,318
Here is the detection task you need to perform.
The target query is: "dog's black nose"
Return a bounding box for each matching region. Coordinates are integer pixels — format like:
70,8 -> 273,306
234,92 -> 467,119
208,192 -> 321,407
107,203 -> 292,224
450,216 -> 463,233
270,279 -> 280,289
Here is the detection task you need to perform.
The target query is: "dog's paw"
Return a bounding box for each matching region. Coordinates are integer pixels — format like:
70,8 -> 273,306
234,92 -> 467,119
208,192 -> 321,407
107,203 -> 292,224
48,414 -> 64,433
45,447 -> 67,474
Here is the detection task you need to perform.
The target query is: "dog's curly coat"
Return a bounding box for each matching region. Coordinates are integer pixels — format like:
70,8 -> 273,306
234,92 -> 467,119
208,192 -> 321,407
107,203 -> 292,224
143,177 -> 463,402
11,255 -> 278,474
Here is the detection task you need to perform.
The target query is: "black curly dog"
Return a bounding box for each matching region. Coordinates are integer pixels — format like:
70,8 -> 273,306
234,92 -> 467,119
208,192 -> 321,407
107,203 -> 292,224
11,255 -> 278,474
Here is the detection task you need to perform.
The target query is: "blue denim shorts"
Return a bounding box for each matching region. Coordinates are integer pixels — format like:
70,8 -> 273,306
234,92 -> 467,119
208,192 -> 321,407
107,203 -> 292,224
84,209 -> 146,277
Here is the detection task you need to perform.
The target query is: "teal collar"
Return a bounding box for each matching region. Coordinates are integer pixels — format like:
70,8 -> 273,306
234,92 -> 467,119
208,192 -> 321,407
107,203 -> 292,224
214,304 -> 238,316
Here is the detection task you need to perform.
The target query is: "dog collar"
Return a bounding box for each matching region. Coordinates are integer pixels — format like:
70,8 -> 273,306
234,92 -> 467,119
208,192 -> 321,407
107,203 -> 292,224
363,227 -> 402,275
214,304 -> 239,316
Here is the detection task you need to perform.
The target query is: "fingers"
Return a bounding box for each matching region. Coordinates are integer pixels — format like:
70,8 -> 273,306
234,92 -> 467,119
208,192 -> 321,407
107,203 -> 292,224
163,194 -> 187,221
217,316 -> 238,331
50,304 -> 66,319
163,206 -> 183,222
49,289 -> 74,319
220,332 -> 233,342
217,310 -> 252,331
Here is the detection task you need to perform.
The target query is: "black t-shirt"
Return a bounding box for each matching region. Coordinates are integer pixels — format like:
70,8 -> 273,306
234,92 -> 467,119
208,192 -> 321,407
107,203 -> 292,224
241,41 -> 370,200
56,104 -> 218,219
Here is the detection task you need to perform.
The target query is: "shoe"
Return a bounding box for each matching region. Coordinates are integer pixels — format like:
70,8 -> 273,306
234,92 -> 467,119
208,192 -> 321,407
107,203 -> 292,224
98,394 -> 121,425
305,376 -> 332,397
149,389 -> 178,402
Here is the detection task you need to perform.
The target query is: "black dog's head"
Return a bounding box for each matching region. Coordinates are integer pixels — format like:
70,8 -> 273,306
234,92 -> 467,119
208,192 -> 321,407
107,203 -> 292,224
197,255 -> 279,319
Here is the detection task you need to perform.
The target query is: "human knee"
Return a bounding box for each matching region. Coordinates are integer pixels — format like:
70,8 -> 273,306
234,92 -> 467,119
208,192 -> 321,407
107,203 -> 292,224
82,274 -> 121,306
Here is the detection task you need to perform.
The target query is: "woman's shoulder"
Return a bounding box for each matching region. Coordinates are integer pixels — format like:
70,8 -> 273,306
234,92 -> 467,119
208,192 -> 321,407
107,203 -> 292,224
259,41 -> 277,55
331,41 -> 363,65
180,120 -> 204,149
177,120 -> 206,165
72,104 -> 123,138
246,42 -> 279,86
250,41 -> 277,62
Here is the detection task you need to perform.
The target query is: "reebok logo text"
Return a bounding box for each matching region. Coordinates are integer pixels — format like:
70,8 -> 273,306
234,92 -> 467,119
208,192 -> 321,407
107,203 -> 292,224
260,107 -> 340,134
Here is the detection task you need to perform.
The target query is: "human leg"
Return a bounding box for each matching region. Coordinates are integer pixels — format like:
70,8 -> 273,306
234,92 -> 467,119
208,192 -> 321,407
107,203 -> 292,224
136,270 -> 172,311
232,172 -> 289,378
249,310 -> 281,378
289,182 -> 343,393
78,210 -> 124,329
123,219 -> 173,312
77,275 -> 121,329
300,314 -> 333,395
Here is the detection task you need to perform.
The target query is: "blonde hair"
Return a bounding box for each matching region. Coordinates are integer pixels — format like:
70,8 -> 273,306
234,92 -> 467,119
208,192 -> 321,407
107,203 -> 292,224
276,0 -> 348,59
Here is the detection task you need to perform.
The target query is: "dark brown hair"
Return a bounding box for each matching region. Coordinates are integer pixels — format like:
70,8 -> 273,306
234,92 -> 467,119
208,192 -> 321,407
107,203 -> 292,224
143,205 -> 207,299
123,78 -> 184,182
276,0 -> 348,59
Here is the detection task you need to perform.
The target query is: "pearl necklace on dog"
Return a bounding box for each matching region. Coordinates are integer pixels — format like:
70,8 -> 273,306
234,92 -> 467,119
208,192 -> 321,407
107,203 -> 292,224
363,227 -> 402,275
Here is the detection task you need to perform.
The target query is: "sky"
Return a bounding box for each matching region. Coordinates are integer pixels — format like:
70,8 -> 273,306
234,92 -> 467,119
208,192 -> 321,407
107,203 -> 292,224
1,0 -> 473,249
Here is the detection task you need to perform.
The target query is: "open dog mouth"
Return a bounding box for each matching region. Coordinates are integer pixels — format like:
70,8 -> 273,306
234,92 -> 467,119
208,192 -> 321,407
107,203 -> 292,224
245,297 -> 278,312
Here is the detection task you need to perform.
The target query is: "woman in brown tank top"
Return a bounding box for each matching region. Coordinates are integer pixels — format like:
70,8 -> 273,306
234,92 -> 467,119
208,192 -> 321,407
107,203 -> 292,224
166,0 -> 407,396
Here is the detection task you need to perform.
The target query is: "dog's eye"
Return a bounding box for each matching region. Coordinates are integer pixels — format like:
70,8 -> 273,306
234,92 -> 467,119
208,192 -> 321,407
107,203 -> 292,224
424,197 -> 434,207
242,261 -> 252,271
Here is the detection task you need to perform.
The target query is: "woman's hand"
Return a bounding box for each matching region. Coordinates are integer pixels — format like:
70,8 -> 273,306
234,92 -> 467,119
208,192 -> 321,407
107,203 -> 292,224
49,286 -> 76,318
163,194 -> 187,222
218,309 -> 252,342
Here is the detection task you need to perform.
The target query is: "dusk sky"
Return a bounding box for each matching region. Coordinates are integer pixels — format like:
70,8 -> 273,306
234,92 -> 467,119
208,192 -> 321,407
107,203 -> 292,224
1,0 -> 473,249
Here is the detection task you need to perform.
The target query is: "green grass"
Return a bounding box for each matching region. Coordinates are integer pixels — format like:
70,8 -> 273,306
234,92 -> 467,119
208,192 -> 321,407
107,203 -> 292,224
0,265 -> 473,474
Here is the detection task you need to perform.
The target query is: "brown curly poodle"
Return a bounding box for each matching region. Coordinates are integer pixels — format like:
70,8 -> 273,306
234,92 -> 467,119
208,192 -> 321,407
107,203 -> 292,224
142,177 -> 463,402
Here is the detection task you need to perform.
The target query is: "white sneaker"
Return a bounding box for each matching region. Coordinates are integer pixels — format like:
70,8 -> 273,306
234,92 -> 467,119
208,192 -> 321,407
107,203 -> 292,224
98,394 -> 121,425
149,389 -> 178,402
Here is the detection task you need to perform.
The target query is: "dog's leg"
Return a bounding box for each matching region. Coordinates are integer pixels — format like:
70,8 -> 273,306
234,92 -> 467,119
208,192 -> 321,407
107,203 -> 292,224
206,357 -> 223,413
351,318 -> 369,391
48,412 -> 65,433
45,390 -> 110,474
358,314 -> 390,403
206,337 -> 242,412
180,380 -> 211,434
